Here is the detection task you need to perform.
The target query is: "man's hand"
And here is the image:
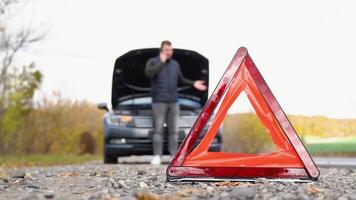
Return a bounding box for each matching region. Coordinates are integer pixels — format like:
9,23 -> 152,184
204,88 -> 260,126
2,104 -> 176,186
159,52 -> 167,63
193,80 -> 207,91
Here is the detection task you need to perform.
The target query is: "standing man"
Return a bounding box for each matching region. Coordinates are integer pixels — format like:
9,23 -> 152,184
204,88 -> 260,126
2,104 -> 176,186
145,41 -> 207,165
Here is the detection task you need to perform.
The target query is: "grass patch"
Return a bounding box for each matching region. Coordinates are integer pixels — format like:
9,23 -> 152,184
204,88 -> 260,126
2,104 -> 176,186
0,154 -> 102,167
305,137 -> 356,155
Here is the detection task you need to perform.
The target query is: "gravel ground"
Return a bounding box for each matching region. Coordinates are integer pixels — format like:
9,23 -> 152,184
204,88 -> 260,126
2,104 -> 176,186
0,161 -> 356,200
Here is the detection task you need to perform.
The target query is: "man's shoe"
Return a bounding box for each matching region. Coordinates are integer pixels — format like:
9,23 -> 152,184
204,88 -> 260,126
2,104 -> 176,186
150,155 -> 162,165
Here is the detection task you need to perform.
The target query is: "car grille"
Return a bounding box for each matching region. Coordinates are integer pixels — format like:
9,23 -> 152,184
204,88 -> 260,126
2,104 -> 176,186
179,117 -> 197,127
133,116 -> 197,128
132,118 -> 153,128
109,137 -> 220,152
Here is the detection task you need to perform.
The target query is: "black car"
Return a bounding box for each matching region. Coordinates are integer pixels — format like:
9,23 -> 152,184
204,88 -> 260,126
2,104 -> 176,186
98,48 -> 222,164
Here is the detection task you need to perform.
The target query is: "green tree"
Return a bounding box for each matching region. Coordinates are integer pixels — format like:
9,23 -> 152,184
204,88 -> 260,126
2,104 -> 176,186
0,64 -> 42,153
0,0 -> 44,154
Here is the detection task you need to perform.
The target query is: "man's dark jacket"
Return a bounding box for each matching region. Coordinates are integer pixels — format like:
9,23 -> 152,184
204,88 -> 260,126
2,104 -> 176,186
145,56 -> 194,103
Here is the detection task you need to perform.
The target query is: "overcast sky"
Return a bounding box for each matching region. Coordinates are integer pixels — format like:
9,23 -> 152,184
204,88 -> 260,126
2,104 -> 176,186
16,0 -> 356,119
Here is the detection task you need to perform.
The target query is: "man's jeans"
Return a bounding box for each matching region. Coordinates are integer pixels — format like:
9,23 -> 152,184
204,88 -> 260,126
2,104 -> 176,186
152,102 -> 179,156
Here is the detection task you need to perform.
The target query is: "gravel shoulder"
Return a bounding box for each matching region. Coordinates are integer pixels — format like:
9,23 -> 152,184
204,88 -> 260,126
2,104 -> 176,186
0,161 -> 356,200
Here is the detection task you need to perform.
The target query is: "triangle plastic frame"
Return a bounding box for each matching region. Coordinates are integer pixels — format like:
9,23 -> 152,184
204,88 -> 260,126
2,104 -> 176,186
166,47 -> 320,182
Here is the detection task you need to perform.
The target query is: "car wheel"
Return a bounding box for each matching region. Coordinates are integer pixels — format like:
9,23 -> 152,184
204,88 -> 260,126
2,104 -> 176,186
104,153 -> 118,164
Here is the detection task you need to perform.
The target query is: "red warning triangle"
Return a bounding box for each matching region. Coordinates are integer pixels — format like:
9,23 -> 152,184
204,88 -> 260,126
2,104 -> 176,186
166,47 -> 319,182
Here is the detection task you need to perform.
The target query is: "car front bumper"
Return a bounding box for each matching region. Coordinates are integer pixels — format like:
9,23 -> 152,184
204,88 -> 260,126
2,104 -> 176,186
105,139 -> 222,156
104,122 -> 222,156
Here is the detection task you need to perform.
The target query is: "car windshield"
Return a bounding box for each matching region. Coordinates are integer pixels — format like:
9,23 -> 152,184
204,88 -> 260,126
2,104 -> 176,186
118,96 -> 201,109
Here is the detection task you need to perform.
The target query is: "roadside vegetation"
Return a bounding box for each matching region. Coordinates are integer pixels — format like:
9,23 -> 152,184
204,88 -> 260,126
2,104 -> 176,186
0,154 -> 101,167
223,113 -> 356,156
0,0 -> 103,166
0,97 -> 105,166
305,136 -> 356,156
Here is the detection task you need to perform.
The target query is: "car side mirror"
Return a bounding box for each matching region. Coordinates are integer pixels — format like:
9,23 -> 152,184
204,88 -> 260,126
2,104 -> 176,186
98,103 -> 109,112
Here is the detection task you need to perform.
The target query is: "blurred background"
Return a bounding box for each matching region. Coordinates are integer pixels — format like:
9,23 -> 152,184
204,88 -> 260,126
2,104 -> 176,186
0,0 -> 356,166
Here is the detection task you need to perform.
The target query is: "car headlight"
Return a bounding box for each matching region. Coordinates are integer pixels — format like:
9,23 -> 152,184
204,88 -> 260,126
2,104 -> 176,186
110,138 -> 127,144
120,115 -> 133,123
109,115 -> 133,126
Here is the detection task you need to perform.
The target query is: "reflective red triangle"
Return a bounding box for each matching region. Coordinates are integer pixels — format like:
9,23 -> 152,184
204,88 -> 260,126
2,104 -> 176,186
166,47 -> 319,182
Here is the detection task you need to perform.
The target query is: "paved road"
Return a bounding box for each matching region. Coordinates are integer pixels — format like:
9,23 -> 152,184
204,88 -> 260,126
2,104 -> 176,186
0,162 -> 356,200
314,157 -> 356,168
0,156 -> 355,199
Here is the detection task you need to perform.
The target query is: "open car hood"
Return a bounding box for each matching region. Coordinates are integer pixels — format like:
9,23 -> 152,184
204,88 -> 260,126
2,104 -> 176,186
112,48 -> 209,109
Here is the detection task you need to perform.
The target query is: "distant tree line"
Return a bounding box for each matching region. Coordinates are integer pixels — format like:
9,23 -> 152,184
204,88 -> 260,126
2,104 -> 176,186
21,95 -> 104,155
289,115 -> 356,138
222,113 -> 356,154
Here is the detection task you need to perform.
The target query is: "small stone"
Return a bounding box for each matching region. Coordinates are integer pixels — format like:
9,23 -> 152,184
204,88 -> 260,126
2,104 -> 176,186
100,170 -> 111,177
11,169 -> 26,178
135,192 -> 159,200
14,178 -> 25,184
344,168 -> 353,175
285,182 -> 298,191
27,184 -> 40,189
0,185 -> 5,190
198,182 -> 208,188
89,171 -> 97,176
118,179 -> 129,189
45,173 -> 54,177
109,178 -> 118,189
24,173 -> 35,181
0,168 -> 10,180
150,176 -> 158,181
207,186 -> 215,193
231,186 -> 255,199
44,191 -> 54,199
165,183 -> 174,188
255,178 -> 269,184
139,181 -> 148,188
276,184 -> 285,192
137,170 -> 146,175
